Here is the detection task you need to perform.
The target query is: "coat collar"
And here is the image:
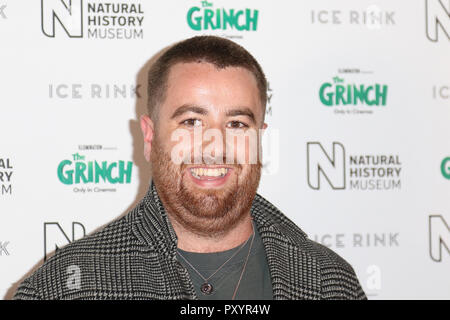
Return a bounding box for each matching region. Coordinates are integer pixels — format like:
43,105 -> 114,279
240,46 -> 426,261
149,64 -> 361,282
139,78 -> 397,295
132,182 -> 322,300
250,193 -> 322,299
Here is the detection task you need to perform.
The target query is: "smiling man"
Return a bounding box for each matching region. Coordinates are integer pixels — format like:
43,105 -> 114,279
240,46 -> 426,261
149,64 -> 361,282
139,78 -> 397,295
14,36 -> 366,300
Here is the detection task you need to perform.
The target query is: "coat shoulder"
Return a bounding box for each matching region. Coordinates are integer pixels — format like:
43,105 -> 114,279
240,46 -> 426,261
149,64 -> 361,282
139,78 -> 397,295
13,206 -> 145,300
253,193 -> 367,299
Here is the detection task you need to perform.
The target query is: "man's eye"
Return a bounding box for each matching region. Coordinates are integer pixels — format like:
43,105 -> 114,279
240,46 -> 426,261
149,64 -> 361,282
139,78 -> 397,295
227,121 -> 248,129
181,119 -> 202,127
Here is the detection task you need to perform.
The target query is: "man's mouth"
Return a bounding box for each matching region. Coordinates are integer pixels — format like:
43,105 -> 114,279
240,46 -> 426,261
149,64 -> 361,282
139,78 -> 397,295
190,167 -> 230,180
187,166 -> 233,187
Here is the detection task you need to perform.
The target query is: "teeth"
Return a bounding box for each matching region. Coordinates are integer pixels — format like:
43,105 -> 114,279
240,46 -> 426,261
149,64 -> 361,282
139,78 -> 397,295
190,168 -> 229,178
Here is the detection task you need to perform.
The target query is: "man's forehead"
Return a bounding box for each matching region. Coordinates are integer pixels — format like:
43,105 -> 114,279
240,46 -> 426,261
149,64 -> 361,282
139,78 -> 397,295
167,61 -> 257,83
164,62 -> 259,102
157,61 -> 264,123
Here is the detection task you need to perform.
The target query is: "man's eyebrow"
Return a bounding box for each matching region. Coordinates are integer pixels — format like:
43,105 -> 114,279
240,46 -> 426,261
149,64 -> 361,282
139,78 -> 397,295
226,107 -> 256,124
171,104 -> 208,119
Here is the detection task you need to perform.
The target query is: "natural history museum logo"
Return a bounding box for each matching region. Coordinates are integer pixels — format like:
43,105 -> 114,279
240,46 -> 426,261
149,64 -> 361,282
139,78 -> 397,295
0,157 -> 13,196
429,215 -> 449,262
307,142 -> 402,191
425,0 -> 450,42
41,0 -> 144,39
44,222 -> 86,261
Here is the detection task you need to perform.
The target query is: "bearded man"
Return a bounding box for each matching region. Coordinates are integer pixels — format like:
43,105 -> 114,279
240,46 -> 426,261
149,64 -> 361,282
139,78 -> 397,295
14,36 -> 366,300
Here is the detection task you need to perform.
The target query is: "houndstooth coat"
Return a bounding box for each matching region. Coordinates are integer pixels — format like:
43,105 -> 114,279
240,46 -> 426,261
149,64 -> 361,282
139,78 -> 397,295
14,182 -> 367,300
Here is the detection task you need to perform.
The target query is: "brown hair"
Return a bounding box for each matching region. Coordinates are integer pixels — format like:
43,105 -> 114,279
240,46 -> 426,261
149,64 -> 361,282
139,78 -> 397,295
147,36 -> 267,121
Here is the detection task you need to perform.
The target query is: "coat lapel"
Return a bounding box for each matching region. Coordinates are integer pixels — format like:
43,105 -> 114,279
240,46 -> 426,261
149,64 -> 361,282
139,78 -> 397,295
251,197 -> 322,300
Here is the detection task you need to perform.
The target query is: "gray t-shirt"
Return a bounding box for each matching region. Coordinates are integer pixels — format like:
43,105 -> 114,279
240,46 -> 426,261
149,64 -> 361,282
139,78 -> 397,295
176,224 -> 273,300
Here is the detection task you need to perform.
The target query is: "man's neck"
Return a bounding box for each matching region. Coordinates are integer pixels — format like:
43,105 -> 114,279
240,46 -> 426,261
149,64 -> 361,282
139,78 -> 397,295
168,213 -> 254,253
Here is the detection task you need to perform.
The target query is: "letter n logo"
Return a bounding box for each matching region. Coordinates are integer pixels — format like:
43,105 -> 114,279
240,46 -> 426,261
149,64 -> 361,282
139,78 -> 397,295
43,222 -> 85,261
429,215 -> 450,262
307,142 -> 346,190
41,0 -> 83,38
425,0 -> 450,42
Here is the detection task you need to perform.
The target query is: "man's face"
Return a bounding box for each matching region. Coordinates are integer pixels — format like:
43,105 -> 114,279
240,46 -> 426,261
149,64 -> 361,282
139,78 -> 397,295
141,62 -> 267,236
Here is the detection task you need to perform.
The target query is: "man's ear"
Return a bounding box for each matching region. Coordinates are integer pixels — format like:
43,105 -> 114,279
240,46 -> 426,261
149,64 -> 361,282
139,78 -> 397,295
262,123 -> 268,130
140,115 -> 154,162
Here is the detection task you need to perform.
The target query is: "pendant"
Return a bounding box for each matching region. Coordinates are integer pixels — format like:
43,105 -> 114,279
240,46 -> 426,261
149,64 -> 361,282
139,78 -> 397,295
200,283 -> 213,295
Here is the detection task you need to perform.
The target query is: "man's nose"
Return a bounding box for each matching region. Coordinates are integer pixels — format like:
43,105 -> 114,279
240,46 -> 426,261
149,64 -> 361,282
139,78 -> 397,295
201,125 -> 227,164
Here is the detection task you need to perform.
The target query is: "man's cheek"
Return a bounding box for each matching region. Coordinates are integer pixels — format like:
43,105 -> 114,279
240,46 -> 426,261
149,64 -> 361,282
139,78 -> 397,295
236,165 -> 249,181
225,129 -> 259,165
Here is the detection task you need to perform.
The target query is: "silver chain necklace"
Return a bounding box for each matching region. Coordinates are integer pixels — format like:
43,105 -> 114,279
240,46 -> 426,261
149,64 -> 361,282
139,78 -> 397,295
177,224 -> 256,299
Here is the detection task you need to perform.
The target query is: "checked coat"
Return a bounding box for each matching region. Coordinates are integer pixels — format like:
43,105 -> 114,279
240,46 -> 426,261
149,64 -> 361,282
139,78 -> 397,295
14,182 -> 367,300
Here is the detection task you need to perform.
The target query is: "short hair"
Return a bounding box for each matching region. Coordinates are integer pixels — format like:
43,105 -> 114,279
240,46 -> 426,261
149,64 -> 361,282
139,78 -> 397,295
147,36 -> 267,122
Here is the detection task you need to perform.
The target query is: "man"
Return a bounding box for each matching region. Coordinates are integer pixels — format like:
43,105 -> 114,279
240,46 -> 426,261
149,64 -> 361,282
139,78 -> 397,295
14,36 -> 366,300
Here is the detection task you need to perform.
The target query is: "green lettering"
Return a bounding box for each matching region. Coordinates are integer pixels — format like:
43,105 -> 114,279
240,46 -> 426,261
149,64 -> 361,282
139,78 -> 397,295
376,84 -> 388,106
353,84 -> 365,105
346,84 -> 352,105
95,161 -> 107,183
204,9 -> 214,30
319,83 -> 333,106
335,85 -> 345,105
235,10 -> 245,30
223,9 -> 234,30
87,161 -> 93,183
366,86 -> 376,106
187,7 -> 202,30
57,160 -> 73,185
107,162 -> 119,184
121,161 -> 133,183
441,157 -> 450,179
215,8 -> 221,29
75,162 -> 88,184
246,9 -> 258,31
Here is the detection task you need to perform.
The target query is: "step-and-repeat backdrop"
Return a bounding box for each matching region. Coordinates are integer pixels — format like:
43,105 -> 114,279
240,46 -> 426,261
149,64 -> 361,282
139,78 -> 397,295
0,0 -> 449,299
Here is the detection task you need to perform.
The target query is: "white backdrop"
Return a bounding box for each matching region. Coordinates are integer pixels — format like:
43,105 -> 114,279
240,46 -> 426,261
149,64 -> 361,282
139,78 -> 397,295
0,0 -> 449,299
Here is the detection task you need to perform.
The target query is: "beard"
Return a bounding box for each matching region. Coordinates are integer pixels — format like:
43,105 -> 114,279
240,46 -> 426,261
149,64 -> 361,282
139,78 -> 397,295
150,135 -> 262,238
